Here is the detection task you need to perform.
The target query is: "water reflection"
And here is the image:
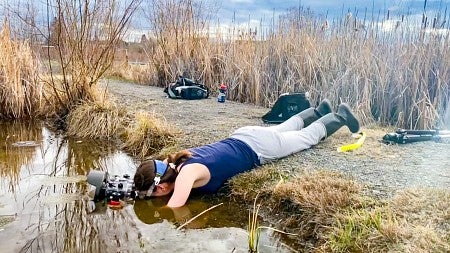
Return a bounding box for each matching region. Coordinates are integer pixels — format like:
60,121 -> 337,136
133,196 -> 248,229
0,121 -> 140,253
0,121 -> 42,191
0,121 -> 291,253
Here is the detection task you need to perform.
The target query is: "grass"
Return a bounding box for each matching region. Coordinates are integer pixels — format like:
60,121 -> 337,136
326,207 -> 401,252
121,111 -> 180,159
65,91 -> 180,159
107,57 -> 153,85
66,98 -> 128,140
229,168 -> 450,252
248,196 -> 262,253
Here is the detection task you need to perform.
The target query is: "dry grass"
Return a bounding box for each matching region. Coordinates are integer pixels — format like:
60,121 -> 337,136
324,188 -> 450,252
230,167 -> 450,251
66,98 -> 128,140
325,207 -> 402,253
272,170 -> 366,240
108,59 -> 153,85
0,21 -> 42,119
389,188 -> 450,252
121,111 -> 180,159
65,93 -> 180,158
230,169 -> 366,242
274,170 -> 363,214
228,164 -> 284,200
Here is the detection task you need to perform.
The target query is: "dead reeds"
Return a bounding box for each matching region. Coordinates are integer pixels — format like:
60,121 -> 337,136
135,4 -> 449,129
0,21 -> 41,119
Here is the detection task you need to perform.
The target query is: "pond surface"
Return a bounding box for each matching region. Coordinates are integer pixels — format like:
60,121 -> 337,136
0,121 -> 292,253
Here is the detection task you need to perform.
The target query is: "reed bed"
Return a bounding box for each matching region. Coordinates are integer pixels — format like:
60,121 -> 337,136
127,2 -> 450,129
0,21 -> 42,119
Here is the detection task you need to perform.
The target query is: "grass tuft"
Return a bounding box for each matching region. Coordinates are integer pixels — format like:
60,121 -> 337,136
121,111 -> 180,158
228,165 -> 284,200
327,207 -> 402,252
66,98 -> 128,139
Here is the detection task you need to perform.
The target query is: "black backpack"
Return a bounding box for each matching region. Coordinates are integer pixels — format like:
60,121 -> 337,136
164,76 -> 210,100
262,92 -> 310,124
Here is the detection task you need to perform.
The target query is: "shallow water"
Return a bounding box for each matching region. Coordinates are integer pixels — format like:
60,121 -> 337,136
0,121 -> 292,253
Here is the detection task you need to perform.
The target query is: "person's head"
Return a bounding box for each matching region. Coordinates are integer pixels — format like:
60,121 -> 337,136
133,149 -> 192,198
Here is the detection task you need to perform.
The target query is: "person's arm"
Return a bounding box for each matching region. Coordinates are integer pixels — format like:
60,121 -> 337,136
166,163 -> 210,208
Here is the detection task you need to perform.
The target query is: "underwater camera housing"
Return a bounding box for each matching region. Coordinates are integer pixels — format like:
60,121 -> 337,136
87,170 -> 136,207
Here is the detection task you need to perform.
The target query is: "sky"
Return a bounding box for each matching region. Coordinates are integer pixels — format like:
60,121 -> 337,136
216,0 -> 450,24
120,0 -> 450,33
1,0 -> 449,40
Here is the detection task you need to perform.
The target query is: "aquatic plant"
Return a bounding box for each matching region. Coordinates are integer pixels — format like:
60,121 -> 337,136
248,196 -> 261,253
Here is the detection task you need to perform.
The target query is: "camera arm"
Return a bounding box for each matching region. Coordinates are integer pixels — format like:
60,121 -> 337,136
382,128 -> 450,144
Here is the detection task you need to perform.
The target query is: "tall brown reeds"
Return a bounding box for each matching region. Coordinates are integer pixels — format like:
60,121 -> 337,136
0,21 -> 41,119
138,3 -> 450,129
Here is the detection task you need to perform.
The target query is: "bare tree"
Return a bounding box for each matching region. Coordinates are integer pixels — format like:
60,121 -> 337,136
43,0 -> 142,121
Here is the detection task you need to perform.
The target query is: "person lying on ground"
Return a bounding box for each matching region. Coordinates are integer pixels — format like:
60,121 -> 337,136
133,100 -> 360,208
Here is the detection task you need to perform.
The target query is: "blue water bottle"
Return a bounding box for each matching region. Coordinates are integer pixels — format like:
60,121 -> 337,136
217,83 -> 227,103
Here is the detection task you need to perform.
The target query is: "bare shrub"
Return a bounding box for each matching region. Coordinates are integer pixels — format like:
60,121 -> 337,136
42,0 -> 142,121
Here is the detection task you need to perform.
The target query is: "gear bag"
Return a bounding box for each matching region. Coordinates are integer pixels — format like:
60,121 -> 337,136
262,92 -> 310,124
164,76 -> 210,100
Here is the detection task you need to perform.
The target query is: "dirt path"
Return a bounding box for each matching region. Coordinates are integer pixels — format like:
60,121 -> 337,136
104,80 -> 450,198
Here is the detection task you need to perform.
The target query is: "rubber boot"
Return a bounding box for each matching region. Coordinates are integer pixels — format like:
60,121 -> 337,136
316,99 -> 333,116
337,103 -> 360,133
317,103 -> 360,137
297,99 -> 333,127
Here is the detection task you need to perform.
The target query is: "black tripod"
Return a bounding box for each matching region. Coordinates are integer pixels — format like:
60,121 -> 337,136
382,129 -> 450,144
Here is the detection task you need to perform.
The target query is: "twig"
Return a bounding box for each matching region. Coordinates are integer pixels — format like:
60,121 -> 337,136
177,202 -> 223,230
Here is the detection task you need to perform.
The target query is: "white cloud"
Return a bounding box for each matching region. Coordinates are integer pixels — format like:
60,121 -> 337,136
227,0 -> 254,3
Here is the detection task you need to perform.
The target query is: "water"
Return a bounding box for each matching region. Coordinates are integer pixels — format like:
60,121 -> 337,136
0,121 -> 292,253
